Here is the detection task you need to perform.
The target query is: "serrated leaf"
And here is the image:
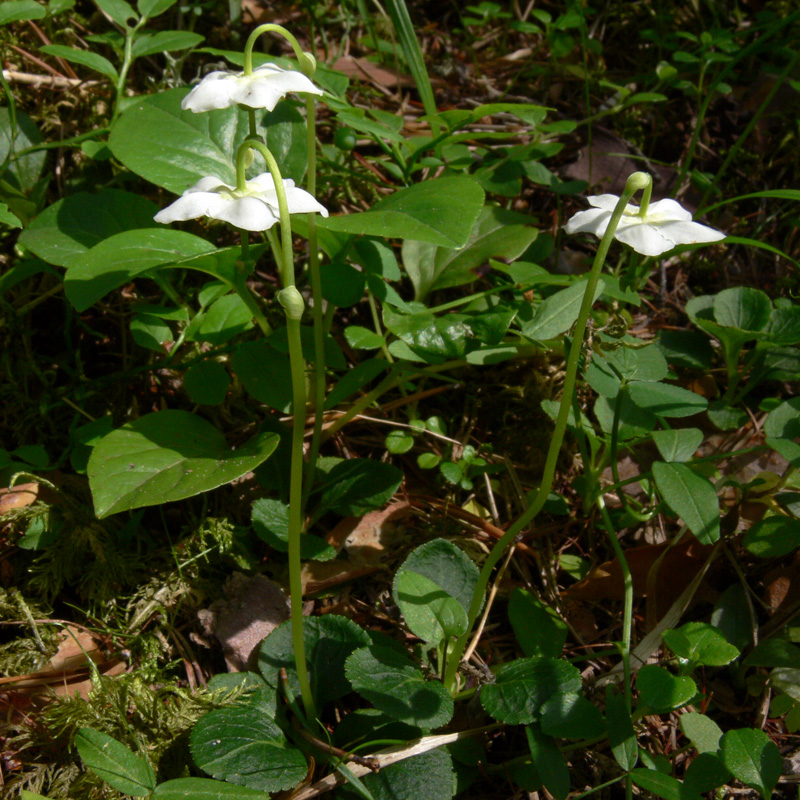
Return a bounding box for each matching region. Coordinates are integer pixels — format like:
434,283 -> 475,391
88,410 -> 278,517
319,176 -> 485,248
346,645 -> 454,728
190,702 -> 307,792
258,615 -> 370,709
75,728 -> 155,796
481,657 -> 582,725
636,665 -> 696,713
720,728 -> 781,800
652,461 -> 720,544
64,228 -> 214,311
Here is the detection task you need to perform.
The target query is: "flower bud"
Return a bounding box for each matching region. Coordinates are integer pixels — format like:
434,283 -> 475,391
278,286 -> 304,320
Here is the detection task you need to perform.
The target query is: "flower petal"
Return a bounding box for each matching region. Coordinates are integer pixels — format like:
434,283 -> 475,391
614,221 -> 675,256
283,185 -> 329,217
645,198 -> 693,221
214,196 -> 280,231
563,207 -> 612,237
181,73 -> 240,112
587,194 -> 637,213
655,219 -> 726,246
154,191 -> 225,224
186,175 -> 232,194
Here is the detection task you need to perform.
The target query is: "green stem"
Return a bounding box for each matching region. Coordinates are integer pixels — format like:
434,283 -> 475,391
236,138 -> 315,722
597,496 -> 633,711
442,171 -> 653,694
113,17 -> 146,121
243,23 -> 315,76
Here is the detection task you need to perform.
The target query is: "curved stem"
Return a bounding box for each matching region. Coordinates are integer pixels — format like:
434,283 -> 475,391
442,172 -> 653,694
243,23 -> 315,76
236,138 -> 316,722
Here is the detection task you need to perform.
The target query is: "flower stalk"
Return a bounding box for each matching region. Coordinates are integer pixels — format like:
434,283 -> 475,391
443,171 -> 654,695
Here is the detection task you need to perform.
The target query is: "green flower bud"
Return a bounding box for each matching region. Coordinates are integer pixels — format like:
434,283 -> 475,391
278,286 -> 304,320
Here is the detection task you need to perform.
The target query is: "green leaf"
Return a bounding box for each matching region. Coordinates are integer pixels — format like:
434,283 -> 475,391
764,397 -> 800,439
720,728 -> 782,800
19,190 -> 160,268
109,89 -> 307,194
766,304 -> 800,345
636,665 -> 696,713
0,201 -> 22,228
540,693 -> 606,739
184,360 -> 230,405
605,343 -> 669,383
481,657 -> 582,725
742,515 -> 800,559
651,428 -> 703,462
232,341 -> 293,413
629,769 -> 685,800
0,0 -> 47,25
522,279 -> 605,341
0,108 -> 45,193
507,588 -> 567,658
606,686 -> 637,771
394,571 -> 468,645
348,748 -> 454,800
251,498 -> 336,560
402,206 -> 537,299
75,728 -> 156,796
320,263 -> 366,307
743,639 -> 800,670
94,0 -> 138,26
526,725 -> 570,800
190,701 -> 307,792
657,329 -> 714,371
662,622 -> 739,667
137,0 -> 177,17
319,176 -> 485,248
385,430 -> 414,454
88,410 -> 279,517
132,30 -> 204,57
652,461 -> 720,544
193,294 -> 254,344
153,778 -> 271,800
770,667 -> 800,702
130,313 -> 172,351
346,645 -> 454,728
64,229 -> 214,311
392,539 -> 479,644
683,752 -> 731,795
344,325 -> 384,350
594,390 -> 657,441
316,458 -> 403,516
258,615 -> 371,709
679,712 -> 723,754
40,44 -> 118,80
713,287 -> 772,334
627,381 -> 708,418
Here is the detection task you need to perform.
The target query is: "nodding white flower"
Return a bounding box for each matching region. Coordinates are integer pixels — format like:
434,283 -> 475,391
564,195 -> 725,257
154,173 -> 328,232
181,63 -> 323,113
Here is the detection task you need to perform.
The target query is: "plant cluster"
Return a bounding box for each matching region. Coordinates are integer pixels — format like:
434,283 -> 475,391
1,1 -> 800,799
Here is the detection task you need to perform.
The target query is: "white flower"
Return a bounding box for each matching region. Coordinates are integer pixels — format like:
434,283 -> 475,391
154,173 -> 328,232
182,63 -> 323,113
564,195 -> 725,256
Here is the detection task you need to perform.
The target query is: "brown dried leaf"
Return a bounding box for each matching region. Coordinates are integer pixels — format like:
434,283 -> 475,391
0,482 -> 39,514
332,56 -> 414,88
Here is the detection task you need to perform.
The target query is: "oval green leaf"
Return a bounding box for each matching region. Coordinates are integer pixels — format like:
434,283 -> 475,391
88,410 -> 279,517
720,728 -> 781,800
652,461 -> 720,544
76,728 -> 155,796
636,665 -> 696,713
